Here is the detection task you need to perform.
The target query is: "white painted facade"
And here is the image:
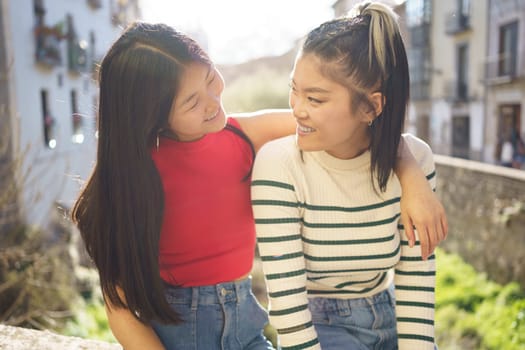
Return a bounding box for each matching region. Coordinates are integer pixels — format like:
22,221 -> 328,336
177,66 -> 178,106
406,0 -> 488,161
2,0 -> 139,229
483,0 -> 525,166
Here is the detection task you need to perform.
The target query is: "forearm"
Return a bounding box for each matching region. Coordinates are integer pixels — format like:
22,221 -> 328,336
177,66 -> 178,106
233,109 -> 296,152
394,246 -> 436,349
251,151 -> 320,350
394,137 -> 429,189
105,292 -> 166,350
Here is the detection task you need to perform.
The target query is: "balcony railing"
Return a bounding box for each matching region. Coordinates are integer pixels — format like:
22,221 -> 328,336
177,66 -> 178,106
34,24 -> 66,66
87,0 -> 102,9
68,39 -> 88,73
445,11 -> 470,35
485,51 -> 524,83
443,80 -> 469,102
410,81 -> 430,101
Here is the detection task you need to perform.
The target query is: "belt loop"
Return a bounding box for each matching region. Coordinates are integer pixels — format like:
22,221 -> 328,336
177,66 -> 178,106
191,287 -> 198,311
234,281 -> 242,305
336,298 -> 351,316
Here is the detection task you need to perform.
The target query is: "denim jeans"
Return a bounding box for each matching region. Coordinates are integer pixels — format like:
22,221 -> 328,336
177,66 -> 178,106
152,277 -> 273,350
308,288 -> 398,350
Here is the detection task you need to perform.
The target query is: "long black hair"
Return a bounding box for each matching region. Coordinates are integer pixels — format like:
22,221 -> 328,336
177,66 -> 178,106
71,22 -> 211,323
301,1 -> 410,192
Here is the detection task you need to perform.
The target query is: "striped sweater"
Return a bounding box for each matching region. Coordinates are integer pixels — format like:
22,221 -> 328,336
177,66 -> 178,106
251,134 -> 436,350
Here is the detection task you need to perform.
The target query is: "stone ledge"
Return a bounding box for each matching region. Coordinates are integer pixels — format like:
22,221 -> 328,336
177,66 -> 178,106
0,324 -> 122,350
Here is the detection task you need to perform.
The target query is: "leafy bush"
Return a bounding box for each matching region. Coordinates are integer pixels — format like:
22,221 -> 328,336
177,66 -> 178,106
435,248 -> 525,350
0,226 -> 79,330
63,296 -> 116,343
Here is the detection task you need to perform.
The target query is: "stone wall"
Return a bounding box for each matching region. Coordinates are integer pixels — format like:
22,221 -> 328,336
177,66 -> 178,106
1,155 -> 524,348
0,324 -> 121,350
434,155 -> 525,290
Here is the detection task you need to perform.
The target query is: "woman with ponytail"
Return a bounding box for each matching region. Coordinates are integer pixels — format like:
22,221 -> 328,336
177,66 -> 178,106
72,14 -> 446,350
252,2 -> 441,349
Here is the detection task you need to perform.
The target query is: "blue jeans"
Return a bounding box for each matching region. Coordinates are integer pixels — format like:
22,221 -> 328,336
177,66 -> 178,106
152,277 -> 273,350
308,288 -> 397,350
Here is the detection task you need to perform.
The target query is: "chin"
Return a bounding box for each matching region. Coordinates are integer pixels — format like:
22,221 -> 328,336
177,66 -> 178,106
295,136 -> 320,152
210,114 -> 227,133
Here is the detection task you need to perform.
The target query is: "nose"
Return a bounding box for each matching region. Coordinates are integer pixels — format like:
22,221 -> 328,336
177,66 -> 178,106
205,97 -> 220,116
290,96 -> 307,120
205,75 -> 224,114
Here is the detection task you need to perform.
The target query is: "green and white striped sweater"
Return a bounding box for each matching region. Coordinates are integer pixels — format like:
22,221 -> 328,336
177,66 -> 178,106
251,134 -> 436,350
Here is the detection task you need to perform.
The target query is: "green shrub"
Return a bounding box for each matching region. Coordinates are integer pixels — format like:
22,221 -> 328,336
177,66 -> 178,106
435,248 -> 525,350
64,249 -> 525,350
63,297 -> 116,343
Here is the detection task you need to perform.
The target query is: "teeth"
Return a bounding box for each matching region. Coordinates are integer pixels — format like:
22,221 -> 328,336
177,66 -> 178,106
205,111 -> 218,121
298,124 -> 315,133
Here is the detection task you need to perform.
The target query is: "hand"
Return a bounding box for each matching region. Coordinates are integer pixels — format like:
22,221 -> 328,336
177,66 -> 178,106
400,189 -> 448,260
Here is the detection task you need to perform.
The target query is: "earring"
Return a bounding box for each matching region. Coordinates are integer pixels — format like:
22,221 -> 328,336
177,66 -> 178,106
368,119 -> 374,127
156,133 -> 160,152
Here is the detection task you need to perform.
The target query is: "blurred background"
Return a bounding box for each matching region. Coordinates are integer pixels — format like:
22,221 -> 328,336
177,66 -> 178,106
0,0 -> 524,349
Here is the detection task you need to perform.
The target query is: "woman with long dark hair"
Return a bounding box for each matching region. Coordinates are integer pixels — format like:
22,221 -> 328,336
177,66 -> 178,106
72,20 -> 446,350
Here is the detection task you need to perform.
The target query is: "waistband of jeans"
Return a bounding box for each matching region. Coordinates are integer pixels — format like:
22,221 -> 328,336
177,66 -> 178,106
308,287 -> 392,312
162,276 -> 253,305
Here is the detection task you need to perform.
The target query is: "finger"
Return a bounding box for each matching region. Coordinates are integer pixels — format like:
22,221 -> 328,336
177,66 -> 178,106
441,214 -> 449,240
418,226 -> 430,260
426,223 -> 439,256
402,213 -> 415,248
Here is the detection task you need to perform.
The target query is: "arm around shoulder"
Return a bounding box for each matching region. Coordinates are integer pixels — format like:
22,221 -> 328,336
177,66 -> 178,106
232,109 -> 296,152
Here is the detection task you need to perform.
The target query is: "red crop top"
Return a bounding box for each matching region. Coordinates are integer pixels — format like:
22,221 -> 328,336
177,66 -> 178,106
151,118 -> 256,286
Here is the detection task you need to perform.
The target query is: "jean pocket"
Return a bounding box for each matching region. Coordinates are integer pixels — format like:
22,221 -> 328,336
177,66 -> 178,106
152,306 -> 196,350
240,291 -> 269,329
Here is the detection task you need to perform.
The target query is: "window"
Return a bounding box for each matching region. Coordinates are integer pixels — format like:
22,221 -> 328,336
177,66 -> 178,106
452,115 -> 470,159
459,0 -> 470,17
408,47 -> 431,100
41,90 -> 56,149
498,21 -> 518,76
416,115 -> 430,144
406,0 -> 431,27
71,90 -> 84,144
457,44 -> 468,100
457,0 -> 470,29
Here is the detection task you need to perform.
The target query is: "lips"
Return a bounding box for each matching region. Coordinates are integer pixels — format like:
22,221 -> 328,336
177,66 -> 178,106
204,110 -> 219,121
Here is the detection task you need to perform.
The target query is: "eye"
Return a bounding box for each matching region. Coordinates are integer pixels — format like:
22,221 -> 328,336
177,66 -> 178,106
207,72 -> 216,85
189,99 -> 199,110
308,97 -> 323,104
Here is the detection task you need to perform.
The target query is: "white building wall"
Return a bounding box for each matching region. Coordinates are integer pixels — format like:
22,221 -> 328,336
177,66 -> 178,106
470,101 -> 485,151
427,0 -> 488,160
7,0 -> 133,228
431,100 -> 451,154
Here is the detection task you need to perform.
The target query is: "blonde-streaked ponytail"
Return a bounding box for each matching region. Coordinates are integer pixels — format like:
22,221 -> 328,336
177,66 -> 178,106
348,1 -> 400,76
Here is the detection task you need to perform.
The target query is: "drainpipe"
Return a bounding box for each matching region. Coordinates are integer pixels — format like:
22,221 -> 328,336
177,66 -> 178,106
481,0 -> 490,163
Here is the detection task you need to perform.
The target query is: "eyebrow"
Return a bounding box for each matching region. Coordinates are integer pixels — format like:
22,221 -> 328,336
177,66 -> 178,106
179,65 -> 213,108
290,79 -> 330,94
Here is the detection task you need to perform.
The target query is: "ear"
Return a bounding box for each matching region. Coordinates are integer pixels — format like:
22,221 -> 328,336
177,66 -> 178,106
369,91 -> 385,118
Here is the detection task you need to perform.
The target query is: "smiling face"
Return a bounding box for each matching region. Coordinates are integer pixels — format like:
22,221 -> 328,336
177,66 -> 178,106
167,63 -> 226,142
289,53 -> 372,159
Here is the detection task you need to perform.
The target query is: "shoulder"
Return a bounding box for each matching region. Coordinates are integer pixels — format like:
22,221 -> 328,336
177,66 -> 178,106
256,135 -> 299,162
401,133 -> 435,171
252,135 -> 300,179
